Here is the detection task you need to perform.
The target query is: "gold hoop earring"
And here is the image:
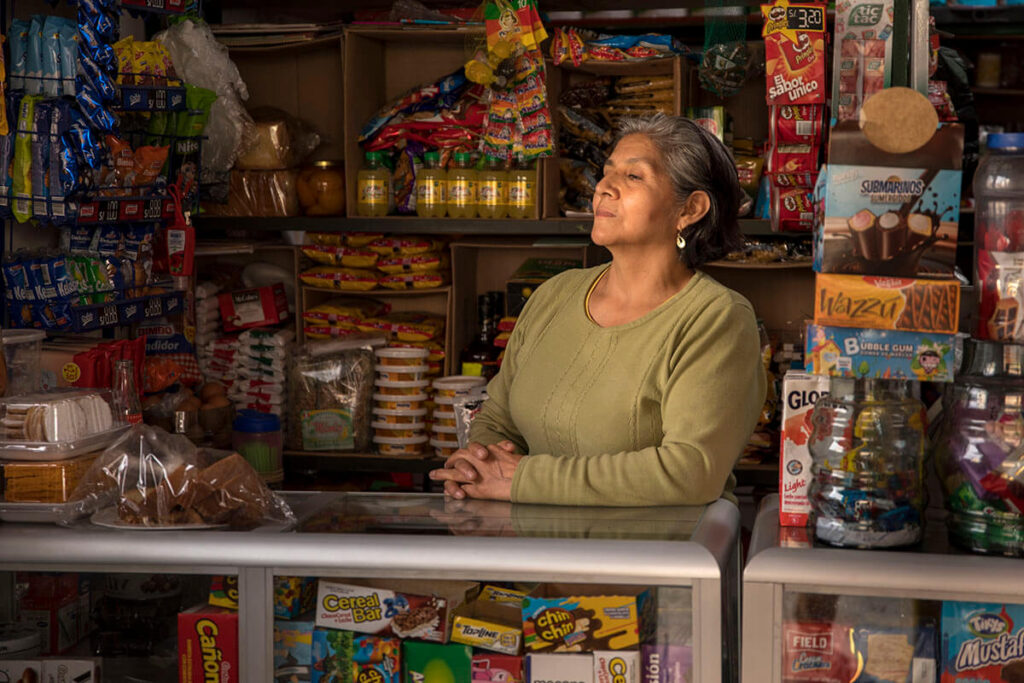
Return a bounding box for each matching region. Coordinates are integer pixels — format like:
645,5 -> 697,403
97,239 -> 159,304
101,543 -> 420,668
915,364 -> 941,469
676,232 -> 686,250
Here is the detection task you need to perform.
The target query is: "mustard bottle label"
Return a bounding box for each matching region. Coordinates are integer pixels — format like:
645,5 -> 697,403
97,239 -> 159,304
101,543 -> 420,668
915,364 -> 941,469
509,181 -> 534,207
359,179 -> 387,204
416,179 -> 445,204
449,180 -> 475,205
479,180 -> 503,206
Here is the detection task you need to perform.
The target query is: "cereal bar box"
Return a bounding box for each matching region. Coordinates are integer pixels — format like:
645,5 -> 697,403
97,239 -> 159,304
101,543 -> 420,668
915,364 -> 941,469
805,324 -> 956,383
315,579 -> 477,643
595,651 -> 640,683
779,370 -> 830,527
942,601 -> 1024,682
813,273 -> 960,335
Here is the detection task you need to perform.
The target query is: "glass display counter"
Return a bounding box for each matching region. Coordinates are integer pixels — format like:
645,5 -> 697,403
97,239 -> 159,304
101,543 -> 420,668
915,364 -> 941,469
0,492 -> 741,682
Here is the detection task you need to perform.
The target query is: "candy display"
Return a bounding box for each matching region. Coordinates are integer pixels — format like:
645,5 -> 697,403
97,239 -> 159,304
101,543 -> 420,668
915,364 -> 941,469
808,378 -> 928,548
805,324 -> 956,382
831,0 -> 895,122
934,340 -> 1024,557
813,274 -> 961,335
551,28 -> 686,67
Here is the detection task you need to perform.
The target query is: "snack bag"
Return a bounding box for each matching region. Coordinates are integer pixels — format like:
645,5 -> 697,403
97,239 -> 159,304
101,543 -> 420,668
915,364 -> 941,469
762,0 -> 828,105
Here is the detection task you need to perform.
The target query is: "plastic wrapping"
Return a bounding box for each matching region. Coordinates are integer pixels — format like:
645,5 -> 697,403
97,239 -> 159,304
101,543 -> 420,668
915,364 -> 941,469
63,424 -> 295,529
452,390 -> 488,449
286,335 -> 386,452
155,20 -> 254,177
0,390 -> 127,460
202,169 -> 299,217
236,107 -> 321,171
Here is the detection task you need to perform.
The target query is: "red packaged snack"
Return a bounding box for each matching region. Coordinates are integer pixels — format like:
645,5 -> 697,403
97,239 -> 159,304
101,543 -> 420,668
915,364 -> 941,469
772,184 -> 815,232
782,622 -> 857,682
773,172 -> 818,188
218,283 -> 289,332
178,605 -> 239,683
767,144 -> 820,175
762,0 -> 828,105
770,105 -> 824,145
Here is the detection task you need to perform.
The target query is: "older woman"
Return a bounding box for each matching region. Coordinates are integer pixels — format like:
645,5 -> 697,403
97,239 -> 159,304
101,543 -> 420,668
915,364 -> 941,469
429,113 -> 767,506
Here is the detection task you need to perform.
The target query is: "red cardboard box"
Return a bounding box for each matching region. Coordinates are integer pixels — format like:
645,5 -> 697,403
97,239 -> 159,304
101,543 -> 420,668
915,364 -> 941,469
178,605 -> 239,683
218,283 -> 289,332
16,572 -> 81,655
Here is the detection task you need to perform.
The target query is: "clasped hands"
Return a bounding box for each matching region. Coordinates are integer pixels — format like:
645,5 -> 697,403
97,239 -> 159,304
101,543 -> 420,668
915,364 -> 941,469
428,440 -> 523,501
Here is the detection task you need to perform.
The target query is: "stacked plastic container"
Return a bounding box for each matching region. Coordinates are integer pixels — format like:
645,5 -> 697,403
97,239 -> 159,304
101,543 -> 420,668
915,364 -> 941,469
372,347 -> 430,456
429,376 -> 487,458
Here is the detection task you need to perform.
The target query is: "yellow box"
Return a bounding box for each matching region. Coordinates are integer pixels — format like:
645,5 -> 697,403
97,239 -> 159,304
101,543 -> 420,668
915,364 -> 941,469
452,599 -> 523,655
522,584 -> 654,653
480,585 -> 528,605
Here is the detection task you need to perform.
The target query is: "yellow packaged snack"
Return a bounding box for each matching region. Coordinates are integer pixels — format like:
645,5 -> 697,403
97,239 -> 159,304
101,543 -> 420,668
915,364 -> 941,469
307,231 -> 345,246
303,325 -> 362,340
303,298 -> 390,327
113,37 -> 135,85
368,236 -> 444,256
363,312 -> 445,342
302,245 -> 380,269
345,232 -> 386,247
376,252 -> 450,274
299,267 -> 378,291
378,272 -> 449,291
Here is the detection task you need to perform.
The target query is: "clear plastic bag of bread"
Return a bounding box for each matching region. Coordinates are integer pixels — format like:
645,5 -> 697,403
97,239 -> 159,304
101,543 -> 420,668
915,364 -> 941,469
235,107 -> 321,171
62,424 -> 296,529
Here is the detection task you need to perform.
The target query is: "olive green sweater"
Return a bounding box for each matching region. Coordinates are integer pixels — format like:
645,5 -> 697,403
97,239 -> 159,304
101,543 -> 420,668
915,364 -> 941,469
469,266 -> 766,507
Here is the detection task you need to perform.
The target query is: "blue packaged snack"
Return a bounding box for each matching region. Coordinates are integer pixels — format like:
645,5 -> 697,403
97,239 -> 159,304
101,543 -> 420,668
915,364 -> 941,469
66,110 -> 101,168
26,16 -> 45,95
9,19 -> 30,91
41,17 -> 63,98
29,256 -> 58,300
57,19 -> 79,97
75,81 -> 117,132
31,101 -> 51,222
78,5 -> 117,42
49,101 -> 75,225
3,258 -> 36,301
103,255 -> 126,293
77,18 -> 116,73
79,51 -> 117,103
942,601 -> 1024,682
852,623 -> 937,682
96,225 -> 122,256
123,224 -> 154,259
67,226 -> 94,253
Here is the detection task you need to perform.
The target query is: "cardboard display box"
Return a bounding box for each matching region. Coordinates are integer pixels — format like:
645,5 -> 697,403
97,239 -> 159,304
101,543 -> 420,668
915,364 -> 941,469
805,323 -> 957,383
522,584 -> 653,653
640,645 -> 692,683
178,605 -> 239,683
275,576 -> 317,620
814,123 -> 965,278
595,651 -> 639,683
403,641 -> 472,683
315,579 -> 478,642
312,632 -> 401,683
451,597 -> 524,655
473,654 -> 524,683
813,273 -> 960,335
526,653 -> 593,683
779,370 -> 831,528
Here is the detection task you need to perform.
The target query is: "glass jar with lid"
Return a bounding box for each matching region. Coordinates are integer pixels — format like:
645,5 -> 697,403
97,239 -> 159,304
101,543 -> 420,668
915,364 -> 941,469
297,160 -> 346,216
933,339 -> 1024,556
808,378 -> 928,548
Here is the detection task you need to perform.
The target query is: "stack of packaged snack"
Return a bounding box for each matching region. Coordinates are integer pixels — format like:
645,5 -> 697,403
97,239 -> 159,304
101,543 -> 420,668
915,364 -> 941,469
194,280 -> 221,352
300,234 -> 450,293
761,0 -> 827,232
227,328 -> 293,420
372,347 -> 430,457
430,376 -> 487,458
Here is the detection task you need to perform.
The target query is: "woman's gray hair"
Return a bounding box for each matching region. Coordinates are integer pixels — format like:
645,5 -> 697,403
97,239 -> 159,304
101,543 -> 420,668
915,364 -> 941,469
614,113 -> 743,268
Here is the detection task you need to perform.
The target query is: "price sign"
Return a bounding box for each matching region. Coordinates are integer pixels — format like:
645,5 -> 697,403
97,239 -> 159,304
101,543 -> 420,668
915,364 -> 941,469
787,4 -> 825,31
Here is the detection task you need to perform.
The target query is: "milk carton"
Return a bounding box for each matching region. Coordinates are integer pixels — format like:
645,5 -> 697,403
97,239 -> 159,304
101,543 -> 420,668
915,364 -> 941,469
779,370 -> 830,526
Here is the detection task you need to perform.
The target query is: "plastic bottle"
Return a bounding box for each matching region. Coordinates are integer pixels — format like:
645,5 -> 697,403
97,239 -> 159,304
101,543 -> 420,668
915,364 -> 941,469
357,151 -> 391,217
447,152 -> 477,219
507,159 -> 537,219
415,150 -> 447,218
478,155 -> 508,219
974,132 -> 1024,343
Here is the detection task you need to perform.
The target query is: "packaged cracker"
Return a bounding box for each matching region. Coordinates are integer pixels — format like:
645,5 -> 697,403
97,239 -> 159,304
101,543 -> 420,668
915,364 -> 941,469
851,623 -> 937,683
299,266 -> 378,291
303,325 -> 362,340
782,621 -> 857,682
378,272 -> 449,291
301,244 -> 379,269
941,601 -> 1024,682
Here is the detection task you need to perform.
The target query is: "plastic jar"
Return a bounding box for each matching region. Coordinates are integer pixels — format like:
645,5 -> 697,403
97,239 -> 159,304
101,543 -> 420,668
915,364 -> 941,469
432,375 -> 487,399
934,339 -> 1024,556
431,409 -> 457,428
430,438 -> 459,458
374,393 -> 429,411
372,422 -> 426,440
297,160 -> 345,216
0,623 -> 42,657
232,410 -> 283,485
373,435 -> 428,456
375,365 -> 429,383
974,132 -> 1024,343
375,347 -> 429,366
808,378 -> 928,548
375,379 -> 431,396
371,408 -> 428,425
1,329 -> 45,396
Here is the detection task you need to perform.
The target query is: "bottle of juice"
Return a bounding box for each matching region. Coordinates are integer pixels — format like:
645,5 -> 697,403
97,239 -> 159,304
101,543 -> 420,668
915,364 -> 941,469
415,150 -> 447,218
507,159 -> 537,219
447,152 -> 477,219
357,151 -> 390,217
478,155 -> 508,219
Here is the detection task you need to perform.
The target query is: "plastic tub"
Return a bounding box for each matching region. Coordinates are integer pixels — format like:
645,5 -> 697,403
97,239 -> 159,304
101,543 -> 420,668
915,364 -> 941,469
375,365 -> 429,383
373,435 -> 428,456
373,393 -> 429,411
232,410 -> 283,485
431,424 -> 458,436
432,375 -> 486,399
374,379 -> 431,396
371,422 -> 426,439
375,347 -> 429,366
431,409 -> 456,428
370,408 -> 428,425
431,439 -> 458,458
2,329 -> 46,396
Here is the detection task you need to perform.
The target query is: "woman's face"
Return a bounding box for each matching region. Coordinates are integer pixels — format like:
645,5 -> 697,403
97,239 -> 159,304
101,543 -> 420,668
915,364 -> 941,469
591,134 -> 682,251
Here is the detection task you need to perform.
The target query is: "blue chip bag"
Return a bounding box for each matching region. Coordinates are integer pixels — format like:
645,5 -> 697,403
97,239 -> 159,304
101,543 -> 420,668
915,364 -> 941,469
66,109 -> 101,169
9,19 -> 30,91
2,257 -> 35,301
78,18 -> 116,73
78,6 -> 117,42
79,50 -> 117,103
48,101 -> 75,225
51,255 -> 78,300
26,16 -> 45,95
96,225 -> 122,257
41,17 -> 64,98
29,256 -> 58,300
941,601 -> 1024,682
75,80 -> 117,132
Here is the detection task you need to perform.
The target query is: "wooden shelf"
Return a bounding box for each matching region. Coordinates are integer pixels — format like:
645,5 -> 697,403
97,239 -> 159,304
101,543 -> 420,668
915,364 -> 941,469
972,86 -> 1024,96
705,260 -> 813,269
301,284 -> 451,297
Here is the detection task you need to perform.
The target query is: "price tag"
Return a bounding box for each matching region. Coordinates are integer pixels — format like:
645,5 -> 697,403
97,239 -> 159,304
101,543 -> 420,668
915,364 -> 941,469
787,4 -> 826,31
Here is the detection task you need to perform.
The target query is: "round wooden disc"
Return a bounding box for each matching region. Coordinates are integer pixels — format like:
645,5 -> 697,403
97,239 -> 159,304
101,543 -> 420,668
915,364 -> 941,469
858,87 -> 939,154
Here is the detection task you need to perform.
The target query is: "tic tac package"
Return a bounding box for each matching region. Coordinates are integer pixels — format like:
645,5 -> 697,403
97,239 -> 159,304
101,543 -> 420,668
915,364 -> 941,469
832,0 -> 895,122
762,0 -> 828,106
941,601 -> 1024,683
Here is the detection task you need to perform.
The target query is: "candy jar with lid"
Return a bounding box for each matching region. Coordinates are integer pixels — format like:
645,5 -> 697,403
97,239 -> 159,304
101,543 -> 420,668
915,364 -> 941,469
808,378 -> 928,548
934,339 -> 1024,556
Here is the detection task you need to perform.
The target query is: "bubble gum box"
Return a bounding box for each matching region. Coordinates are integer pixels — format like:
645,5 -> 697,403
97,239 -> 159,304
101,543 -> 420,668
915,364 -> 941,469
805,324 -> 956,383
522,584 -> 653,653
941,601 -> 1024,682
315,579 -> 478,643
779,370 -> 831,527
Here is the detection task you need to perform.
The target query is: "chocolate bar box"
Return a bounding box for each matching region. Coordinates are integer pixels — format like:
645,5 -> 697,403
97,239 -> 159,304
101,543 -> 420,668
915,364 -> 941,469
814,123 -> 965,278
